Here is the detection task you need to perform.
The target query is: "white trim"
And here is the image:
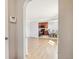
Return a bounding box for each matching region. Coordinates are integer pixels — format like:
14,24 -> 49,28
23,0 -> 32,59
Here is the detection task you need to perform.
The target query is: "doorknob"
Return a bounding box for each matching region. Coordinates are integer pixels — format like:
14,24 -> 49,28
5,37 -> 8,40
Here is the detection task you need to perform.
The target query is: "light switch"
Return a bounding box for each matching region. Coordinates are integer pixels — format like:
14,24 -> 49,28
10,16 -> 16,23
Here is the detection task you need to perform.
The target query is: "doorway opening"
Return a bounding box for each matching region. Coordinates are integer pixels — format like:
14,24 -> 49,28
23,0 -> 58,59
39,22 -> 48,37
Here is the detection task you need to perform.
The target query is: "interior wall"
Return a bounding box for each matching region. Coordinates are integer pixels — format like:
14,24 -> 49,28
29,20 -> 58,38
59,0 -> 73,59
48,20 -> 58,32
8,0 -> 17,59
30,22 -> 38,37
16,0 -> 26,59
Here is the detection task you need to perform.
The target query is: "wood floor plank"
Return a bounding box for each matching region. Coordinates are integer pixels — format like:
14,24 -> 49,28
27,38 -> 58,59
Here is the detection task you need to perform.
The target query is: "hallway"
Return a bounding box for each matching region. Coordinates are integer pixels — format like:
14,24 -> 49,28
26,38 -> 58,59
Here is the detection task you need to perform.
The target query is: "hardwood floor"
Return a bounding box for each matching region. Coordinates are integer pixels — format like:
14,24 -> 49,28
26,38 -> 58,59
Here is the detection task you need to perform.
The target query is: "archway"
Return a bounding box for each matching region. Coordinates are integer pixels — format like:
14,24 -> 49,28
23,0 -> 58,59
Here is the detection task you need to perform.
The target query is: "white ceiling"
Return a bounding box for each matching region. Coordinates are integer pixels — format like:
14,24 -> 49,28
26,0 -> 58,22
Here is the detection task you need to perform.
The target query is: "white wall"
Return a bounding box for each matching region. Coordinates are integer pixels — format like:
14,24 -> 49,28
48,20 -> 58,33
30,22 -> 38,37
26,0 -> 58,21
29,20 -> 58,38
